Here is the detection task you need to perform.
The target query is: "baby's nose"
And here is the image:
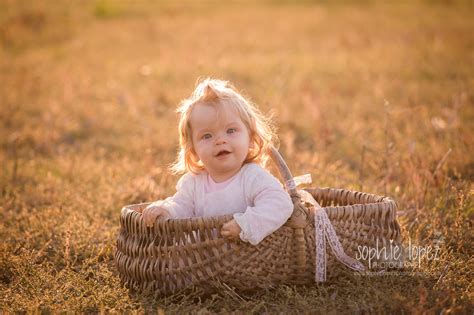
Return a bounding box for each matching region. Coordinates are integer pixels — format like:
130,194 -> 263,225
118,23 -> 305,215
215,134 -> 227,144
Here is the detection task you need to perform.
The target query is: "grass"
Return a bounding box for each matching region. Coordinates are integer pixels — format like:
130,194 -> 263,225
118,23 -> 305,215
0,0 -> 473,313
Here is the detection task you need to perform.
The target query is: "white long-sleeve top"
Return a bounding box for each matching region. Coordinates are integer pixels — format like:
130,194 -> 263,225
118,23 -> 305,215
150,163 -> 293,245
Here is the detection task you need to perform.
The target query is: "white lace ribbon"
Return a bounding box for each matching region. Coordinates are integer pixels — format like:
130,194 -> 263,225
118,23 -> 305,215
290,175 -> 366,282
286,174 -> 312,190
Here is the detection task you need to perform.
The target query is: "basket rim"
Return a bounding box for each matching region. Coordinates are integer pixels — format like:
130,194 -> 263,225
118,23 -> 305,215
120,186 -> 397,227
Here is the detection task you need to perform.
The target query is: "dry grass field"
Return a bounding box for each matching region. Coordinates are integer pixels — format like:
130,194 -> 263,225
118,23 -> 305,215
0,0 -> 473,313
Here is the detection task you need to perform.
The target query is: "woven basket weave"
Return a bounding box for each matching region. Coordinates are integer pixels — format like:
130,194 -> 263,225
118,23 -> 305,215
115,149 -> 401,295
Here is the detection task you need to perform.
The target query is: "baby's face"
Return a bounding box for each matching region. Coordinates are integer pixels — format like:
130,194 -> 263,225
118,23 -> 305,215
190,102 -> 251,182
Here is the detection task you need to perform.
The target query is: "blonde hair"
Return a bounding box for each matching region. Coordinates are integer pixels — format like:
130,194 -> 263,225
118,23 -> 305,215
170,78 -> 278,174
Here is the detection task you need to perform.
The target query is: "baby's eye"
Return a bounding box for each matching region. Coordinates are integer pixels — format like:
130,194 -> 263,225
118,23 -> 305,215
227,128 -> 237,134
202,133 -> 212,140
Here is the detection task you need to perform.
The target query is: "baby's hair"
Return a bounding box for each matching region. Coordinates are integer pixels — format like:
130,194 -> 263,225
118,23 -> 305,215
170,78 -> 278,174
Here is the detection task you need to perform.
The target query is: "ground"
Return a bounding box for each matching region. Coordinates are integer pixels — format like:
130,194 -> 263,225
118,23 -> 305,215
0,0 -> 472,313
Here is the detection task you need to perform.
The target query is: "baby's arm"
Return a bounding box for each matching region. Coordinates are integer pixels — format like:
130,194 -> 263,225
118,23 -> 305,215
232,169 -> 293,245
142,173 -> 195,226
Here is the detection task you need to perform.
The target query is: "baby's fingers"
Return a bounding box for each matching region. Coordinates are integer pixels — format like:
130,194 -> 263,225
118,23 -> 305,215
221,226 -> 236,240
220,224 -> 228,234
143,207 -> 171,227
142,207 -> 157,227
221,229 -> 231,238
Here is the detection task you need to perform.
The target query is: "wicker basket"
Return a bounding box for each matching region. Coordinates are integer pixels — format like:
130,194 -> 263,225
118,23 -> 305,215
115,148 -> 402,295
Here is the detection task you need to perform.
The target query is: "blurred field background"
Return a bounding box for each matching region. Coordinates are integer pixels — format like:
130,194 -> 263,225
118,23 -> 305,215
0,0 -> 473,313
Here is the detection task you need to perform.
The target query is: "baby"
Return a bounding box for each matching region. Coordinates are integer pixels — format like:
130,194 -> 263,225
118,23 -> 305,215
142,78 -> 293,245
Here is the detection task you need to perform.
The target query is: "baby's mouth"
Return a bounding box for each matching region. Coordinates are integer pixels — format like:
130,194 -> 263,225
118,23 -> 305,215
215,150 -> 231,157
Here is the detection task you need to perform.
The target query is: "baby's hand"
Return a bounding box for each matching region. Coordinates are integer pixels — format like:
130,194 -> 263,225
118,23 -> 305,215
221,219 -> 242,241
142,205 -> 170,227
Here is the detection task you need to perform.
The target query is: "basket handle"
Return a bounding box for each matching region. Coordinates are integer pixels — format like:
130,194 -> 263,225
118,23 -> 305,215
269,146 -> 309,227
269,146 -> 298,199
